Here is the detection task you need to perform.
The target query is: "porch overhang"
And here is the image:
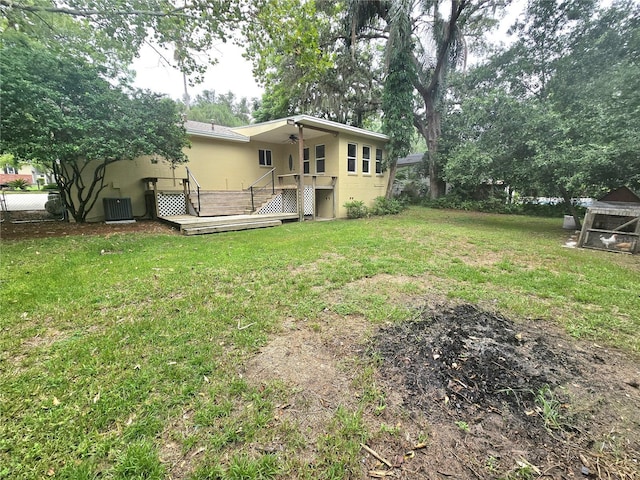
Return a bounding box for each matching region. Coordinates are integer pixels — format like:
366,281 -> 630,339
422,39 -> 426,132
231,115 -> 390,144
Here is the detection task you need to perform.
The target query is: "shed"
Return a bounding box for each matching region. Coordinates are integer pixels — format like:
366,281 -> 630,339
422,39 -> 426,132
577,187 -> 640,254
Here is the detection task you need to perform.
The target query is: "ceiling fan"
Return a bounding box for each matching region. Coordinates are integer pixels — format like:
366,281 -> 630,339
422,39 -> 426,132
285,134 -> 298,144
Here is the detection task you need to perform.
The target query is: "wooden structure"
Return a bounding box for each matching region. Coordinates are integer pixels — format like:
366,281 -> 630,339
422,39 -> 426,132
578,187 -> 640,254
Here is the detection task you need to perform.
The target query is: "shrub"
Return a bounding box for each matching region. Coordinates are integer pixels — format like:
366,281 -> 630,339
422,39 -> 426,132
370,196 -> 407,216
422,194 -> 587,218
7,178 -> 29,190
43,183 -> 59,190
344,200 -> 368,219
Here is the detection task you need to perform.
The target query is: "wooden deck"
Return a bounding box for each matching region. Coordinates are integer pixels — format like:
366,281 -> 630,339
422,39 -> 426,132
159,213 -> 300,236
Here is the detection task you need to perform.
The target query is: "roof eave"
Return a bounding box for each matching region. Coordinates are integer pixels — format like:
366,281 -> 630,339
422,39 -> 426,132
187,130 -> 250,143
291,115 -> 389,142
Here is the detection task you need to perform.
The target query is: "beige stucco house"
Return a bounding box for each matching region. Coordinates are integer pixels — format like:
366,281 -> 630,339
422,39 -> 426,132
90,115 -> 389,223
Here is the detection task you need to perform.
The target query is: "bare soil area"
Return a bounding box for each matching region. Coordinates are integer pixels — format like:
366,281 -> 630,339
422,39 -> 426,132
246,301 -> 640,479
0,217 -> 178,240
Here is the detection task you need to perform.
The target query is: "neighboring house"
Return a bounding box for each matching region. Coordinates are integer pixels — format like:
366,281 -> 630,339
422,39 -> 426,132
86,115 -> 390,223
393,152 -> 453,198
0,163 -> 54,187
0,164 -> 32,187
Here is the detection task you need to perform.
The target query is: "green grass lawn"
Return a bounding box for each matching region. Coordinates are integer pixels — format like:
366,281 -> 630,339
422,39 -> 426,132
1,207 -> 638,479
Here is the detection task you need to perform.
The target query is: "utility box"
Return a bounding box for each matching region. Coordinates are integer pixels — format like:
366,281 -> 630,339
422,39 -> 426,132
103,197 -> 134,222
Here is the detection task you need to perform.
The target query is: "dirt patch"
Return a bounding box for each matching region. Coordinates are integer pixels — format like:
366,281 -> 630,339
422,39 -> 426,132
243,314 -> 373,461
0,219 -> 179,240
159,409 -> 201,480
372,302 -> 640,479
244,301 -> 640,479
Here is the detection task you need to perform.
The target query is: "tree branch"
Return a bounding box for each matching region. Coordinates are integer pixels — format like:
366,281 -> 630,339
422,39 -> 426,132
426,0 -> 468,95
0,0 -> 190,18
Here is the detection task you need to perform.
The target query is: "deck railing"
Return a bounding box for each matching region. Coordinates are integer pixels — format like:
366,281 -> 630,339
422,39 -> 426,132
185,167 -> 201,215
247,168 -> 276,212
277,174 -> 337,189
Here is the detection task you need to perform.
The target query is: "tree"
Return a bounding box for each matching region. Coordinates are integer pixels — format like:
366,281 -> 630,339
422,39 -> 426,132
337,0 -> 505,198
381,0 -> 416,198
186,90 -> 252,126
244,0 -> 383,126
443,0 -> 640,227
0,36 -> 189,222
0,0 -> 242,81
243,0 -> 502,198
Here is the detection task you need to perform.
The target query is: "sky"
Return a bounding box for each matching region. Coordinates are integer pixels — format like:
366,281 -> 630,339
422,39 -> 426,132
131,1 -> 525,104
131,42 -> 264,102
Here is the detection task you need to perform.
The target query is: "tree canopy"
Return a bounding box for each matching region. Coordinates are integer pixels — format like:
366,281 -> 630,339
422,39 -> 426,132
443,0 -> 640,224
244,0 -> 382,125
0,35 -> 189,222
0,0 -> 242,81
243,0 -> 505,197
185,90 -> 252,127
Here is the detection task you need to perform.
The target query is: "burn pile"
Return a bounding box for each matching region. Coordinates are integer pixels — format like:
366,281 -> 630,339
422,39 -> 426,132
375,303 -> 576,426
371,302 -> 640,478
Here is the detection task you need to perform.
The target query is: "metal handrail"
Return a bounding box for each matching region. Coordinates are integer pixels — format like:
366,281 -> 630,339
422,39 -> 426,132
185,167 -> 201,215
248,168 -> 276,212
248,168 -> 276,189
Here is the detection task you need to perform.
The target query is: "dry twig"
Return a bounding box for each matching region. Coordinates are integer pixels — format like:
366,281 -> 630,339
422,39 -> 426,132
361,443 -> 394,468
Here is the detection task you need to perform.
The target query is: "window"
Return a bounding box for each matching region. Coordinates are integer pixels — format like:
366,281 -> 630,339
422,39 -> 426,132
315,145 -> 325,173
303,147 -> 310,174
375,148 -> 383,174
362,146 -> 371,174
258,149 -> 272,167
347,143 -> 357,173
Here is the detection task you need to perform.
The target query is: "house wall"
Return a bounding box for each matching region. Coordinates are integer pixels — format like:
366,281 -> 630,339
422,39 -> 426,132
76,124 -> 388,222
291,133 -> 388,218
335,135 -> 388,218
79,156 -> 167,222
185,136 -> 287,190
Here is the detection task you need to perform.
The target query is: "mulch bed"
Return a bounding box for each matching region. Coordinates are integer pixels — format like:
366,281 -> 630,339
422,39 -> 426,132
0,216 -> 178,240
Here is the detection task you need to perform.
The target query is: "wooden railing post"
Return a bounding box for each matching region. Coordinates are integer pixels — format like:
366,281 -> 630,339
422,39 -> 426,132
271,169 -> 275,194
297,124 -> 304,222
311,175 -> 316,221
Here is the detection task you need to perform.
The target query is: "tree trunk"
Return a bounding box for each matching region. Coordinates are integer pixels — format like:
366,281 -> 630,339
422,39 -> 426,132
425,96 -> 445,199
385,159 -> 398,199
559,186 -> 582,230
54,158 -> 110,223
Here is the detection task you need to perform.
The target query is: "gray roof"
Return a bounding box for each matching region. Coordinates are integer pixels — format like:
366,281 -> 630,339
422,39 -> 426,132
397,153 -> 425,166
588,201 -> 640,216
185,120 -> 249,142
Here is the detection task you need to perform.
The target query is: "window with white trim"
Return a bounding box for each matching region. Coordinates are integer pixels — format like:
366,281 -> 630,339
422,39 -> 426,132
347,143 -> 357,173
315,145 -> 325,173
362,146 -> 371,174
303,147 -> 310,174
375,148 -> 383,174
258,149 -> 272,167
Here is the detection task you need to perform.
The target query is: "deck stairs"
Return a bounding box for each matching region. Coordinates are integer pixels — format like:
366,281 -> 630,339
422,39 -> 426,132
188,190 -> 279,217
180,215 -> 284,236
169,189 -> 293,235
